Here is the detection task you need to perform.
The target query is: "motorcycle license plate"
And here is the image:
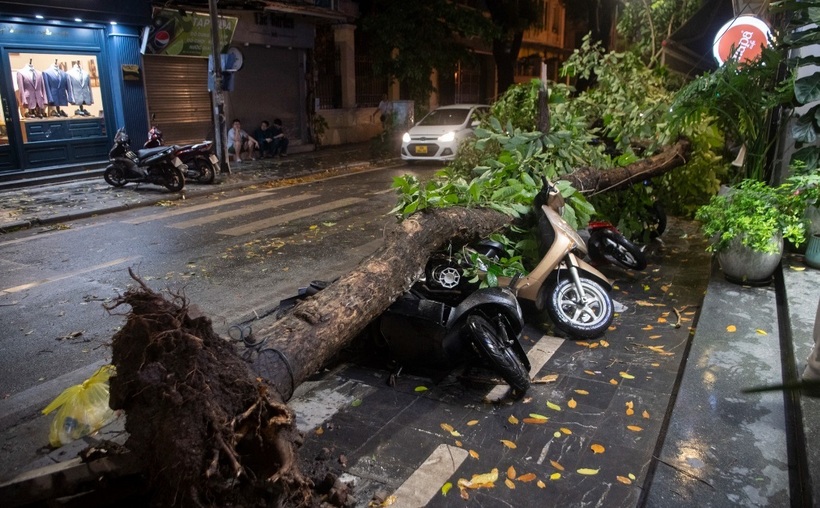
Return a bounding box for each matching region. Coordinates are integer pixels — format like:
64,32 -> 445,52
209,154 -> 219,164
415,146 -> 428,154
172,157 -> 184,168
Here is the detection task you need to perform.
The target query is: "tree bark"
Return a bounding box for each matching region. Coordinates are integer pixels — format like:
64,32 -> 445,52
560,137 -> 692,195
252,138 -> 693,399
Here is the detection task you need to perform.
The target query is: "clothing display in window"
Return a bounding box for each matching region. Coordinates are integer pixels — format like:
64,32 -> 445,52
16,64 -> 47,111
43,64 -> 69,106
67,64 -> 93,106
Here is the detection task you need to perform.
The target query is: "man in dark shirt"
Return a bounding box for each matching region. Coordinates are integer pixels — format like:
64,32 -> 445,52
253,120 -> 275,158
271,118 -> 289,157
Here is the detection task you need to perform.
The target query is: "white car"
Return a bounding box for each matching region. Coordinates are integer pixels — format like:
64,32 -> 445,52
401,104 -> 490,162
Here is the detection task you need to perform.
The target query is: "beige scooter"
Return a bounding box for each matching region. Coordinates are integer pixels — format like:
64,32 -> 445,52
427,177 -> 614,339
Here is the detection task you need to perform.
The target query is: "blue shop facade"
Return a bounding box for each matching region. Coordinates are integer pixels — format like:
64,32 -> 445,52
0,0 -> 151,173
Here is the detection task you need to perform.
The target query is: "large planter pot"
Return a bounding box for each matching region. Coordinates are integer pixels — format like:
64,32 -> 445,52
717,234 -> 783,285
806,233 -> 820,270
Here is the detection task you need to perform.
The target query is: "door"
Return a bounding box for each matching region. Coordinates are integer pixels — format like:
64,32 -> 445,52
0,83 -> 18,171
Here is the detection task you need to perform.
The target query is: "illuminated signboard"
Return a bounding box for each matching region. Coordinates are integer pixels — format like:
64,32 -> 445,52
713,15 -> 771,66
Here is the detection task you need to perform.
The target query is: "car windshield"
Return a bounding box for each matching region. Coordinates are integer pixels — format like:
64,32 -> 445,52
417,108 -> 470,126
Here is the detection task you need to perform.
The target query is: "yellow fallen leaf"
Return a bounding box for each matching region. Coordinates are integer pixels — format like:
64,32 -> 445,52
315,426 -> 324,435
505,478 -> 516,489
610,379 -> 619,385
441,482 -> 453,496
501,439 -> 517,449
469,450 -> 479,459
508,415 -> 519,425
790,265 -> 806,271
626,401 -> 634,409
628,473 -> 636,480
726,325 -> 737,332
460,488 -> 469,500
584,370 -> 597,376
450,430 -> 462,437
642,325 -> 654,330
455,440 -> 463,447
523,418 -> 548,425
627,425 -> 643,432
309,224 -> 318,230
441,423 -> 454,433
600,339 -> 610,347
537,480 -> 546,488
467,420 -> 479,426
507,465 -> 516,480
577,467 -> 600,475
574,389 -> 590,395
415,386 -> 429,392
560,427 -> 572,435
626,408 -> 634,416
648,335 -> 662,339
576,341 -> 591,347
461,468 -> 499,488
756,329 -> 768,335
550,460 -> 564,471
657,317 -> 667,323
529,413 -> 548,420
567,398 -> 577,409
608,325 -> 617,331
620,371 -> 635,379
643,410 -> 650,419
590,443 -> 605,454
546,401 -> 562,411
550,472 -> 562,480
534,374 -> 559,383
589,342 -> 600,349
661,285 -> 670,292
554,431 -> 562,438
517,473 -> 537,482
616,475 -> 632,485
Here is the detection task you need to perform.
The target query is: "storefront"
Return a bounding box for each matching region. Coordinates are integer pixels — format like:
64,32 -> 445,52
0,1 -> 150,173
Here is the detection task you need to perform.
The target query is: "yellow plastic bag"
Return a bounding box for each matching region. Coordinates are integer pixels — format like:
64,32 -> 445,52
42,364 -> 117,447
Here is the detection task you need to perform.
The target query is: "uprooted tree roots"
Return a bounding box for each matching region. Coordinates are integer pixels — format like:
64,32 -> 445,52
106,269 -> 318,507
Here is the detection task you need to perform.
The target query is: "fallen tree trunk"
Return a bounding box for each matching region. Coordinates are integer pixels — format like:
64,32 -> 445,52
251,138 -> 693,398
561,137 -> 692,195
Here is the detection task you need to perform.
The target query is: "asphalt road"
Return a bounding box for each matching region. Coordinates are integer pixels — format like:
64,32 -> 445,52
0,164 -> 439,400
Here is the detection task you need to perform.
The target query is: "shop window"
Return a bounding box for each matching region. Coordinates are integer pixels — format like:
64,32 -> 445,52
9,52 -> 105,144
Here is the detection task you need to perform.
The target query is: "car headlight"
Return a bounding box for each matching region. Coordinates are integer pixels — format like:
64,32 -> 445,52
402,133 -> 411,143
438,131 -> 455,143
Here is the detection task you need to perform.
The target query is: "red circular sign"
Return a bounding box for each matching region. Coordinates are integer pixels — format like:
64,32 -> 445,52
713,16 -> 771,66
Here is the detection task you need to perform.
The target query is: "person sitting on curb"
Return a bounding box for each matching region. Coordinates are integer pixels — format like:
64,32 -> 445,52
226,118 -> 259,163
253,120 -> 275,159
270,118 -> 289,157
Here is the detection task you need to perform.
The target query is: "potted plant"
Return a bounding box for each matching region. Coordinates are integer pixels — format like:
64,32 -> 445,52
696,179 -> 807,284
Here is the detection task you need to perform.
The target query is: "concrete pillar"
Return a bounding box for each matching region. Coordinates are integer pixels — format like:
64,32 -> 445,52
333,24 -> 356,108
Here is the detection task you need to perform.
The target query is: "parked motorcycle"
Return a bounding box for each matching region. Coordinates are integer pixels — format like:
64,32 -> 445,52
103,128 -> 186,192
233,276 -> 532,396
145,124 -> 217,184
586,220 -> 647,270
426,177 -> 615,340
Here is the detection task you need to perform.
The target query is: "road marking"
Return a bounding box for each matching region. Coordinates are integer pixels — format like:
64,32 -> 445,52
121,189 -> 280,224
484,334 -> 564,402
217,197 -> 365,236
167,194 -> 318,229
289,379 -> 376,433
389,444 -> 468,508
0,222 -> 112,247
0,257 -> 137,295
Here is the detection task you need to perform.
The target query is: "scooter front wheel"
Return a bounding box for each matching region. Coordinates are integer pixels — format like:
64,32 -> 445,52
467,315 -> 530,395
103,163 -> 128,188
164,166 -> 185,192
546,277 -> 613,339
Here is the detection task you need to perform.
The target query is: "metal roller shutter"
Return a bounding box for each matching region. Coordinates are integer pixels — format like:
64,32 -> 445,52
142,55 -> 211,145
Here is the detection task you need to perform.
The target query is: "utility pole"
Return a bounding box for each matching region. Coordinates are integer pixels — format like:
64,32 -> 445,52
208,0 -> 229,175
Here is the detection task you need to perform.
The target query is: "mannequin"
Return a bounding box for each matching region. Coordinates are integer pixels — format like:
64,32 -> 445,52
67,61 -> 93,116
43,59 -> 69,117
16,59 -> 46,119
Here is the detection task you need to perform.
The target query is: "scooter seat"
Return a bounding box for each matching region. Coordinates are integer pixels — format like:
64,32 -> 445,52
136,146 -> 173,159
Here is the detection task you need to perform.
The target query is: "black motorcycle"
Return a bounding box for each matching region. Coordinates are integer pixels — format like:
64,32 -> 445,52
145,124 -> 217,184
103,128 -> 186,192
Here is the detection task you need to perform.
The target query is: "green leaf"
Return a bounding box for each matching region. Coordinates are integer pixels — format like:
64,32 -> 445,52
793,114 -> 818,144
795,73 -> 820,104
